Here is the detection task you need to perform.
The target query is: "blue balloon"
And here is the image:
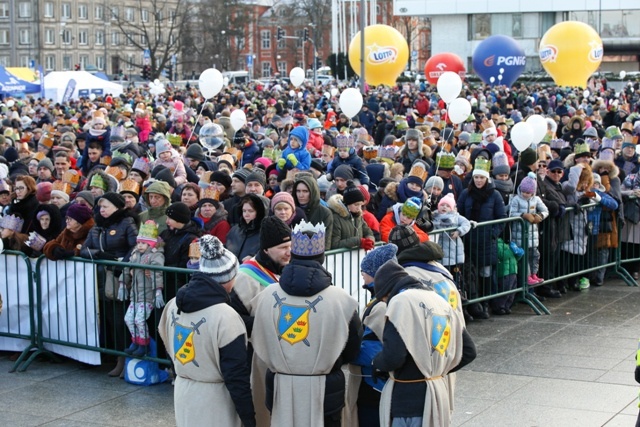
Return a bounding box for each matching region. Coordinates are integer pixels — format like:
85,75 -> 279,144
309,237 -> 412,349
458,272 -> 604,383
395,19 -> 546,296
472,35 -> 526,87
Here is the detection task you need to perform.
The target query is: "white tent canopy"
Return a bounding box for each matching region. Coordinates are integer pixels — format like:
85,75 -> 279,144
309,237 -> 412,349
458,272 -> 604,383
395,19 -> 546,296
43,71 -> 123,103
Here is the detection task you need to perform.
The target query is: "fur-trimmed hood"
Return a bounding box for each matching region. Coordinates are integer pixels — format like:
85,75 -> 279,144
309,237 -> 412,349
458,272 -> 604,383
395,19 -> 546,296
327,193 -> 349,218
383,181 -> 400,203
592,159 -> 619,179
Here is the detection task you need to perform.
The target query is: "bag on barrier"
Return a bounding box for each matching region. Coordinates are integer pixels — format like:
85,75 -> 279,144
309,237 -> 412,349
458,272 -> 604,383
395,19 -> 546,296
624,197 -> 640,225
124,339 -> 169,386
104,269 -> 118,300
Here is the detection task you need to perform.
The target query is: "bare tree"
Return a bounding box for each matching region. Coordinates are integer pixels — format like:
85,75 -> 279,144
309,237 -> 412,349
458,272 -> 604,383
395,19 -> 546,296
107,0 -> 191,80
278,0 -> 331,69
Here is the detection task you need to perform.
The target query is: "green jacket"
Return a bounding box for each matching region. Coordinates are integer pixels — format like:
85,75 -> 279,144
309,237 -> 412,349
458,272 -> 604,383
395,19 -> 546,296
496,238 -> 519,279
328,194 -> 373,249
138,181 -> 172,235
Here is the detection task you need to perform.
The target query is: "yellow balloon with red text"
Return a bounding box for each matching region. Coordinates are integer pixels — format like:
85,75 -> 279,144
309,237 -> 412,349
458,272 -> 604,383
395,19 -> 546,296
348,25 -> 409,86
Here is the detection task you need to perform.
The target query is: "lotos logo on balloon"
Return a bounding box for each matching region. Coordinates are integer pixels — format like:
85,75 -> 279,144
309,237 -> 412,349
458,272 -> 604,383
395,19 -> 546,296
472,35 -> 526,87
424,53 -> 466,84
538,45 -> 558,63
367,45 -> 399,64
539,21 -> 603,88
348,24 -> 409,86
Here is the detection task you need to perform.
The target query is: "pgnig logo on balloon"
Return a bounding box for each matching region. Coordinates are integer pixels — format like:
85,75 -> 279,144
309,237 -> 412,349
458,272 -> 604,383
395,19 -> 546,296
367,44 -> 399,64
483,55 -> 526,67
588,41 -> 603,63
539,45 -> 558,63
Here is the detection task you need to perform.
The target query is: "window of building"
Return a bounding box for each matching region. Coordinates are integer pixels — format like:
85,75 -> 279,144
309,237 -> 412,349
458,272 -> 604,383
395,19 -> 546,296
19,29 -> 30,44
62,3 -> 71,19
110,6 -> 118,20
126,54 -> 135,70
111,31 -> 119,45
78,30 -> 87,45
44,2 -> 54,18
295,30 -> 303,48
79,55 -> 88,69
261,61 -> 271,77
45,28 -> 55,44
20,56 -> 29,67
296,60 -> 303,69
236,35 -> 245,51
512,13 -> 522,38
261,30 -> 271,49
277,30 -> 285,49
0,56 -> 8,66
125,7 -> 134,21
170,10 -> 176,24
0,3 -> 8,19
155,10 -> 163,22
141,9 -> 149,22
126,34 -> 133,46
96,55 -> 105,70
140,34 -> 147,45
468,14 -> 490,40
62,55 -> 71,70
0,29 -> 9,45
18,2 -> 30,18
78,4 -> 88,19
45,55 -> 55,70
95,5 -> 103,20
277,61 -> 286,74
95,30 -> 104,45
62,29 -> 71,44
169,34 -> 175,45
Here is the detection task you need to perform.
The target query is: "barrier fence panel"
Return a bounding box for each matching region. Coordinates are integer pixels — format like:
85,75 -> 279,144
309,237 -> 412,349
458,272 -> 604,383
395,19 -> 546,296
618,195 -> 640,286
0,250 -> 38,372
324,247 -> 371,313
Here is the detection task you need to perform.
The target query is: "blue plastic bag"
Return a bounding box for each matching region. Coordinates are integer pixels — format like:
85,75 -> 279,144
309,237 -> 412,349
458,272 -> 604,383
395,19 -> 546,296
124,338 -> 169,386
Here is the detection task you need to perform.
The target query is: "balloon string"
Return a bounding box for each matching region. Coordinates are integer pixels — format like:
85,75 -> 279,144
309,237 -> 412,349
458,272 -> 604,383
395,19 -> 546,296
508,159 -> 519,217
427,107 -> 447,206
185,100 -> 208,145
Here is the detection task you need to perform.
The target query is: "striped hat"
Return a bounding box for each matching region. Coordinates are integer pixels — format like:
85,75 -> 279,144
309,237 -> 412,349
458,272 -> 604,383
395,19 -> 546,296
198,235 -> 238,283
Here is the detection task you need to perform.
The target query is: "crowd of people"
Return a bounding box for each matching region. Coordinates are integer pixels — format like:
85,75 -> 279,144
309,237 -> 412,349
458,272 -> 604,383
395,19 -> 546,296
1,75 -> 640,425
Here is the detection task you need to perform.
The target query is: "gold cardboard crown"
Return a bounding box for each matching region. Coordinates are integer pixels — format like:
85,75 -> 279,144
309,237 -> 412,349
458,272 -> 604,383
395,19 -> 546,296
201,186 -> 220,201
52,180 -> 72,195
408,163 -> 428,182
119,179 -> 141,195
105,165 -> 126,181
62,170 -> 80,186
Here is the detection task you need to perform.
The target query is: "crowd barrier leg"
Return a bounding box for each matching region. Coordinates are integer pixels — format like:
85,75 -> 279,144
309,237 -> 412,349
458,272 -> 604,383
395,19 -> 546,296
614,217 -> 638,287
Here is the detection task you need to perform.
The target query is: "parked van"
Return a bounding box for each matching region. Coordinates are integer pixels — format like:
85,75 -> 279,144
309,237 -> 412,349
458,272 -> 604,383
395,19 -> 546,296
222,71 -> 250,85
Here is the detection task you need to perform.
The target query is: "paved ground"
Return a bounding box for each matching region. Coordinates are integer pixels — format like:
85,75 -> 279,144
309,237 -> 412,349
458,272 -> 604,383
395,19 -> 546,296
0,279 -> 639,426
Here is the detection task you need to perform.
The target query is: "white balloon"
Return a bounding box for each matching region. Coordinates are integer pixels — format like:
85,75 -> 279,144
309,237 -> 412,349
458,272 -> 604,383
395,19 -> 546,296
154,79 -> 160,85
289,67 -> 305,88
89,93 -> 96,101
415,79 -> 420,86
620,70 -> 627,79
511,122 -> 534,152
198,68 -> 224,99
583,89 -> 590,98
6,100 -> 14,108
298,92 -> 303,98
338,88 -> 363,119
437,72 -> 462,104
330,88 -> 339,97
525,114 -> 547,144
498,74 -> 503,81
230,109 -> 247,131
223,77 -> 229,86
489,77 -> 495,84
289,90 -> 296,97
447,98 -> 472,125
324,92 -> 330,99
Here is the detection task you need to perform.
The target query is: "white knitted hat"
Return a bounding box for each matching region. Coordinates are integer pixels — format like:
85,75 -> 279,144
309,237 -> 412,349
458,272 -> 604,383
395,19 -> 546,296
198,235 -> 238,283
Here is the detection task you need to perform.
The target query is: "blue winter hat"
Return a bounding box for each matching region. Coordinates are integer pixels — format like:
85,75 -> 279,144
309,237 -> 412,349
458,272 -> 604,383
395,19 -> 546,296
361,243 -> 398,278
289,126 -> 309,147
307,118 -> 322,130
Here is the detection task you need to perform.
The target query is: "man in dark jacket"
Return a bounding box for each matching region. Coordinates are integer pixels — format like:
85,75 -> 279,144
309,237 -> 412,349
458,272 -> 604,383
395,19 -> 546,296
252,220 -> 362,427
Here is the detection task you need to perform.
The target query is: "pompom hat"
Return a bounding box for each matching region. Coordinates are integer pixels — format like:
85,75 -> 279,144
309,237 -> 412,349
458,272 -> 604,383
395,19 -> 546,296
198,235 -> 239,283
519,172 -> 537,194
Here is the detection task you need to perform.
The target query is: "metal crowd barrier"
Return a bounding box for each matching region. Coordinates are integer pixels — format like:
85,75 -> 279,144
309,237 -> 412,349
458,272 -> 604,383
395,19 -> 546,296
1,201 -> 635,371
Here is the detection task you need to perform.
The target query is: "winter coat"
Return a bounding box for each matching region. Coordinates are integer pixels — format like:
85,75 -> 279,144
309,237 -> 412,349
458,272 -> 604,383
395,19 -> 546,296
135,116 -> 152,143
376,180 -> 425,221
159,220 -> 203,300
153,154 -> 187,186
124,245 -> 165,305
496,238 -> 518,279
328,194 -> 374,249
539,175 -> 573,250
226,193 -> 266,262
241,140 -> 260,168
456,181 -> 506,267
43,217 -> 95,260
293,174 -> 334,250
326,150 -> 369,185
379,204 -> 429,244
278,127 -> 311,171
80,209 -> 138,261
614,152 -> 639,179
509,192 -> 549,248
593,160 -> 622,249
6,192 -> 40,233
198,207 -> 231,244
559,165 -> 591,255
138,181 -> 172,235
586,190 -> 618,236
432,211 -> 471,266
307,130 -> 324,155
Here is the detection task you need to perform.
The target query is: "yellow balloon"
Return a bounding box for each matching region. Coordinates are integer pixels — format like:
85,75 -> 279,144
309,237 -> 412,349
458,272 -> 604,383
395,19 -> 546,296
539,21 -> 603,88
348,25 -> 409,86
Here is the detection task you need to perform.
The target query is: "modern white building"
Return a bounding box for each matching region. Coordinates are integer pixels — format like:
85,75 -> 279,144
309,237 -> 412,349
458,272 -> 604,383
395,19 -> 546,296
392,0 -> 640,73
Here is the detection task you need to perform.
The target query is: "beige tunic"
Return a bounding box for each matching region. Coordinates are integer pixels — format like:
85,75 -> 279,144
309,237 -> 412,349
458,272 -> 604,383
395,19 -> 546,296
379,289 -> 463,427
158,298 -> 247,427
252,283 -> 358,427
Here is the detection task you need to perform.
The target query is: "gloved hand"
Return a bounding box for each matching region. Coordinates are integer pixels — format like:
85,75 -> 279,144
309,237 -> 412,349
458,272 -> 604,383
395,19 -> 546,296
95,251 -> 117,260
325,173 -> 333,181
286,153 -> 298,167
557,204 -> 566,218
277,158 -> 286,169
155,289 -> 165,309
522,213 -> 535,223
592,192 -> 602,203
360,238 -> 374,251
415,216 -> 433,233
371,368 -> 389,383
531,214 -> 542,224
117,283 -> 129,301
52,246 -> 74,260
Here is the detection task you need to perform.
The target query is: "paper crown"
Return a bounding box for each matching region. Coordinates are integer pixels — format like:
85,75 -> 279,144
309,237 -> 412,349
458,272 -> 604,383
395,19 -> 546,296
167,133 -> 183,147
0,214 -> 24,232
52,180 -> 72,195
25,232 -> 47,251
466,113 -> 476,123
100,155 -> 112,166
201,186 -> 220,201
469,133 -> 483,144
137,220 -> 158,244
335,134 -> 355,148
291,220 -> 326,257
537,145 -> 552,161
363,146 -> 378,160
574,141 -> 590,156
119,178 -> 141,195
379,146 -> 396,160
89,174 -> 108,191
550,139 -> 569,150
105,166 -> 126,181
409,163 -> 428,182
38,134 -> 55,148
605,126 -> 622,140
541,133 -> 552,144
21,132 -> 33,143
586,137 -> 600,151
601,137 -> 616,151
112,150 -> 133,166
111,125 -> 126,140
321,145 -> 336,157
0,179 -> 10,193
436,152 -> 456,170
189,239 -> 201,259
131,157 -> 150,175
32,152 -> 46,162
473,157 -> 491,177
217,153 -> 237,168
62,170 -> 81,187
622,122 -> 634,133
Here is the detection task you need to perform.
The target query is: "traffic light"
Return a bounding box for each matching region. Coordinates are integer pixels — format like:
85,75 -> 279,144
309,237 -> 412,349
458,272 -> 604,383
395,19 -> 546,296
141,65 -> 150,80
315,57 -> 322,68
277,26 -> 284,41
303,28 -> 309,42
165,64 -> 173,80
74,64 -> 80,71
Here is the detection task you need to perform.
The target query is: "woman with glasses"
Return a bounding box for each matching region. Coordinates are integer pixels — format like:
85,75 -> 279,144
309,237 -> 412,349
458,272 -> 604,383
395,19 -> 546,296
43,203 -> 95,260
5,175 -> 39,233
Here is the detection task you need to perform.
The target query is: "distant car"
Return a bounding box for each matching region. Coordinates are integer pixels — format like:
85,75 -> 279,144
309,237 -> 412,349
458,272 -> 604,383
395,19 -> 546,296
315,75 -> 335,86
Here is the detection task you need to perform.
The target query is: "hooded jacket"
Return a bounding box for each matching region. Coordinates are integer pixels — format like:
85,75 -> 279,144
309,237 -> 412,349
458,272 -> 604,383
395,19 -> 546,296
278,127 -> 311,171
43,216 -> 95,260
159,219 -> 203,300
328,194 -> 374,249
293,174 -> 333,249
326,149 -> 370,185
139,181 -> 172,235
226,193 -> 266,262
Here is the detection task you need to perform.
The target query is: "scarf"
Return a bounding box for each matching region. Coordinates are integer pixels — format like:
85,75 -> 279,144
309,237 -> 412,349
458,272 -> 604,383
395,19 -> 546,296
493,178 -> 514,195
397,179 -> 423,203
468,183 -> 492,221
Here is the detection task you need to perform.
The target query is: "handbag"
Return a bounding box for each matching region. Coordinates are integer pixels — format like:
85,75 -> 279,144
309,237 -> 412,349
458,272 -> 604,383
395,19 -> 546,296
624,197 -> 640,224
